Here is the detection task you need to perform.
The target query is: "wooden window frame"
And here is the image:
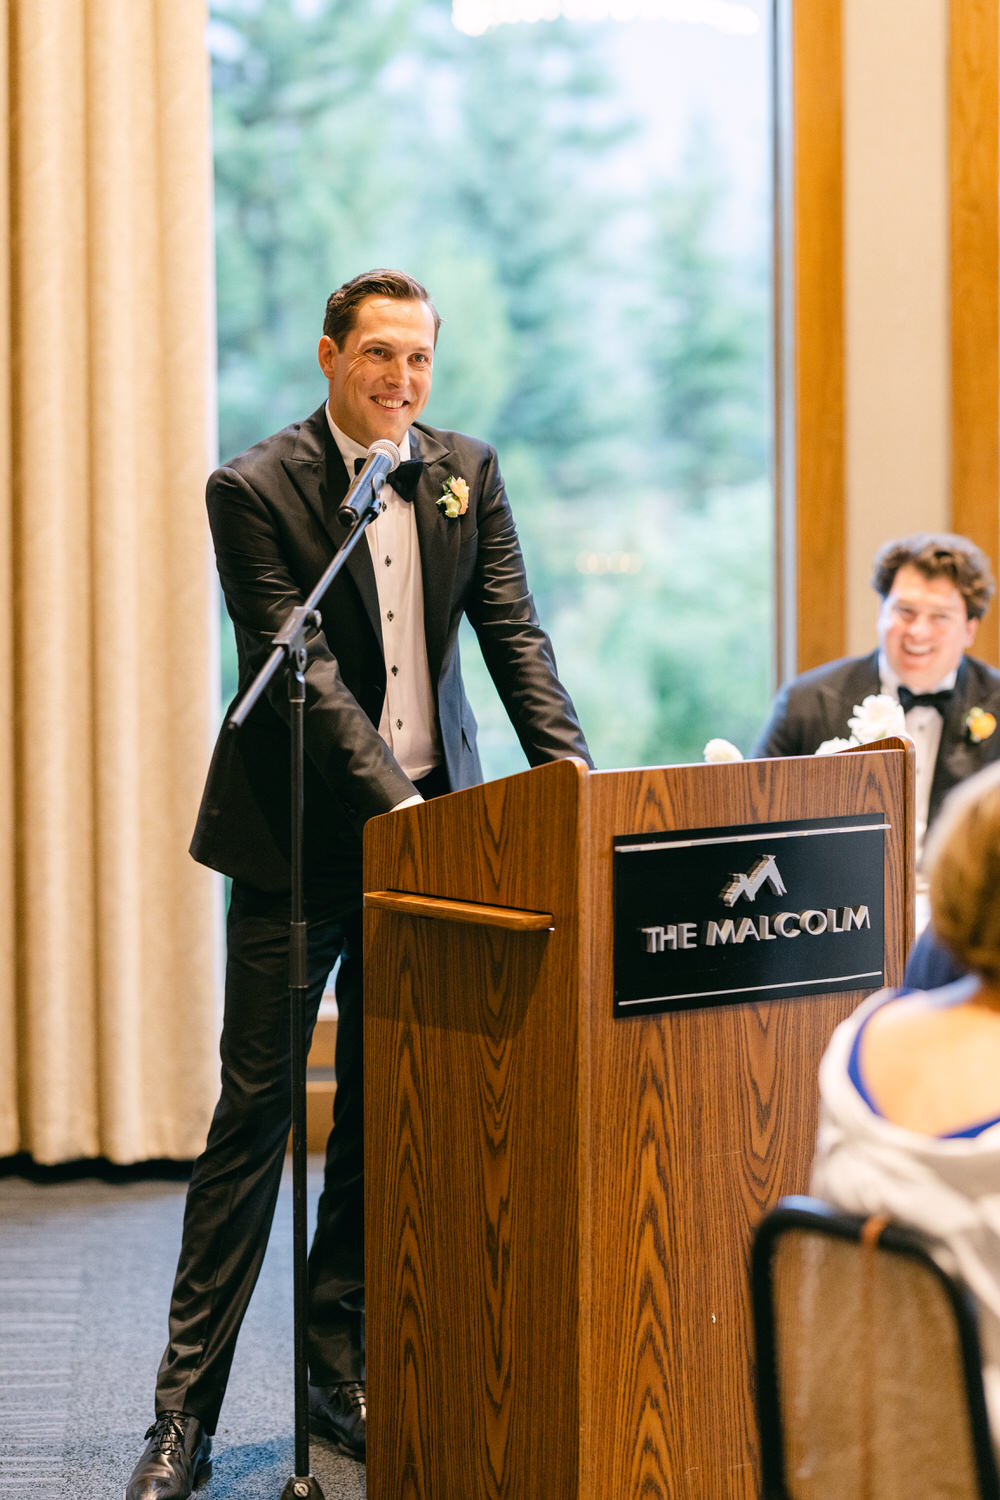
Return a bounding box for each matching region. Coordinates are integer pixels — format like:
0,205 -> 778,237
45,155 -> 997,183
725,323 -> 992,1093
949,0 -> 999,664
786,0 -> 998,674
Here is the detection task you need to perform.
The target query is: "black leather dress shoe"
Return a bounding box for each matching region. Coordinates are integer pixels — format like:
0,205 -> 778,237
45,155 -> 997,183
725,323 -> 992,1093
308,1380 -> 366,1461
125,1411 -> 213,1500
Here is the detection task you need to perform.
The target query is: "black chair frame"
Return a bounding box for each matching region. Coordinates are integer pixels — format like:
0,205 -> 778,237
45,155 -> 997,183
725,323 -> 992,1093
751,1194 -> 1000,1500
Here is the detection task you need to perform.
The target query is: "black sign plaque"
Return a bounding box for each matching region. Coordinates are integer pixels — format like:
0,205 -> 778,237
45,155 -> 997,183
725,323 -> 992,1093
613,813 -> 886,1018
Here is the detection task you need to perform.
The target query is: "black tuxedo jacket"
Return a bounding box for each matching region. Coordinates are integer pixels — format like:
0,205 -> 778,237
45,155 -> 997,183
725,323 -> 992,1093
190,406 -> 592,890
752,649 -> 1000,829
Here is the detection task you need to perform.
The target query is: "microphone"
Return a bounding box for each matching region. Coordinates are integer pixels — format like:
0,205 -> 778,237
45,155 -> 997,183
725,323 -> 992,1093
337,439 -> 401,526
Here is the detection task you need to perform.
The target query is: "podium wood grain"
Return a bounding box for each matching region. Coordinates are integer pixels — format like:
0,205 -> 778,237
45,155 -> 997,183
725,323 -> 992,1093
363,745 -> 914,1500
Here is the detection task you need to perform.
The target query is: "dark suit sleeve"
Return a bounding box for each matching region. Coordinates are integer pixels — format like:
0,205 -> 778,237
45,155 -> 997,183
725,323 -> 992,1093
902,926 -> 966,990
751,656 -> 880,759
751,680 -> 811,759
208,463 -> 415,823
462,449 -> 593,769
926,656 -> 1000,829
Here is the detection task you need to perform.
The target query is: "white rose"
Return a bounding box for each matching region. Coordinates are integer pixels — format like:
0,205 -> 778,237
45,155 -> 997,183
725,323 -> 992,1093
847,693 -> 907,744
704,738 -> 744,763
815,736 -> 857,756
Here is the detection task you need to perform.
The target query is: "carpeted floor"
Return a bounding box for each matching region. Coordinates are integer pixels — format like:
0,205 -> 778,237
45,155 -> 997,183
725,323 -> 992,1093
0,1160 -> 365,1500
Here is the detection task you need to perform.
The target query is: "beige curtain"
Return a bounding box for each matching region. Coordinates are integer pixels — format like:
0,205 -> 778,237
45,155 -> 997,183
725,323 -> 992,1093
0,0 -> 222,1163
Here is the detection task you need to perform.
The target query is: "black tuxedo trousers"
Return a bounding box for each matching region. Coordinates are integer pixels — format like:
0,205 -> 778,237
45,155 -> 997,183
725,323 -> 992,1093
155,772 -> 448,1431
155,874 -> 361,1429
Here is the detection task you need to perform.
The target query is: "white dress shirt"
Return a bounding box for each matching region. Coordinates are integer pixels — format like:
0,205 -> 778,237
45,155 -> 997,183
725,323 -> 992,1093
879,652 -> 957,880
325,409 -> 441,785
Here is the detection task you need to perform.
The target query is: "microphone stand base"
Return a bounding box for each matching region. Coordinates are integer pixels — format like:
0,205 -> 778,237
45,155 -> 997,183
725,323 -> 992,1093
280,1475 -> 327,1499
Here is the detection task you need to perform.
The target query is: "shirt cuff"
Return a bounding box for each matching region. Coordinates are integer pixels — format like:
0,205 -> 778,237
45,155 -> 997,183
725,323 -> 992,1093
390,793 -> 424,812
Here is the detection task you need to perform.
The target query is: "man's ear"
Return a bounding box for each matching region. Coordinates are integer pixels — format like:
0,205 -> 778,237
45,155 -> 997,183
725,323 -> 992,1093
964,615 -> 979,650
317,336 -> 339,378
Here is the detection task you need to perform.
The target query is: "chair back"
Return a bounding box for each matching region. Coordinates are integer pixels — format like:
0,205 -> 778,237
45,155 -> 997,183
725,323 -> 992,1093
751,1195 -> 1000,1500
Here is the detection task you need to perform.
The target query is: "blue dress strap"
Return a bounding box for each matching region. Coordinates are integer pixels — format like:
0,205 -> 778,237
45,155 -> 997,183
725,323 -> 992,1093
848,984 -> 1000,1137
847,991 -> 897,1117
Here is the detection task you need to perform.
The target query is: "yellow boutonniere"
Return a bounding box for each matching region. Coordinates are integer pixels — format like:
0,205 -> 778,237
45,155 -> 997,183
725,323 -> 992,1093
437,476 -> 469,520
965,706 -> 997,744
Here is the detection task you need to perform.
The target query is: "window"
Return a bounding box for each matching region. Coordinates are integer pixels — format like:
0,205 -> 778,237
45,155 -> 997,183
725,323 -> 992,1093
210,0 -> 775,769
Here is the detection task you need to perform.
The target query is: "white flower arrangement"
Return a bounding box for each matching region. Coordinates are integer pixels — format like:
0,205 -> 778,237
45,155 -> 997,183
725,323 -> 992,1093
815,735 -> 855,756
703,693 -> 907,766
704,738 -> 744,763
816,693 -> 907,756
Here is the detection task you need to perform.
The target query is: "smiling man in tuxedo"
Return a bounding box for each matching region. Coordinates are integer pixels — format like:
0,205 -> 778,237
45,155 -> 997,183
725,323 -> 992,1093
753,532 -> 1000,866
125,269 -> 592,1500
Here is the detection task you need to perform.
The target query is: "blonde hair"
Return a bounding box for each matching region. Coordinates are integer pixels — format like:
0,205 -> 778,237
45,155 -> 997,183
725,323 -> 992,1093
927,761 -> 1000,983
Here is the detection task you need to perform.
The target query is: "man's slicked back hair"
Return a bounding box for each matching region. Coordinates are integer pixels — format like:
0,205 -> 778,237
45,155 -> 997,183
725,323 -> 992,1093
323,269 -> 441,347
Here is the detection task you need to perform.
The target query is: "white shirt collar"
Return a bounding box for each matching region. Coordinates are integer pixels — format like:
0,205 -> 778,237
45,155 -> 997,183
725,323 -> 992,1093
324,405 -> 411,472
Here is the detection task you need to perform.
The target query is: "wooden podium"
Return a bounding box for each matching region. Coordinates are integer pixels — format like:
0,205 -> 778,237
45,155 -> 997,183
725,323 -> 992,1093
362,744 -> 914,1500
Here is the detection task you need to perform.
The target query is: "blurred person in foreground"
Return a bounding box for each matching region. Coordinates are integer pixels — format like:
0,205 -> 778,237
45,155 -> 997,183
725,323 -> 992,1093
753,533 -> 1000,874
125,269 -> 592,1500
810,761 -> 1000,1443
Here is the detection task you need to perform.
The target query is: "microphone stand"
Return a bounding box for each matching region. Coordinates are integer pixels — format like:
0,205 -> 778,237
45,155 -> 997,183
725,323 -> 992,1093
227,482 -> 383,1500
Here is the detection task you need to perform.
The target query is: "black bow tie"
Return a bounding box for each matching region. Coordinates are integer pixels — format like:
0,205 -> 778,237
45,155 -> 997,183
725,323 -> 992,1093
352,455 -> 423,502
897,685 -> 953,714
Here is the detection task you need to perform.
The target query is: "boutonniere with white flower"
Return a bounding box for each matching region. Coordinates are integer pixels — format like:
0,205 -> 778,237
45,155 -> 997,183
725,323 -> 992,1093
816,693 -> 907,755
437,476 -> 469,520
965,706 -> 997,744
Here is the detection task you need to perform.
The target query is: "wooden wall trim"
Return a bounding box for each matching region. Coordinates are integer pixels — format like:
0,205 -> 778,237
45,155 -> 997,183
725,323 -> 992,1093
792,0 -> 845,673
950,0 -> 999,665
789,1 -> 998,673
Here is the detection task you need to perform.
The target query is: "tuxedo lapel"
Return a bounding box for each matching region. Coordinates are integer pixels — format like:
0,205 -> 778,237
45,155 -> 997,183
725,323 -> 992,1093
278,405 -> 333,534
409,426 -> 459,684
279,406 -> 382,644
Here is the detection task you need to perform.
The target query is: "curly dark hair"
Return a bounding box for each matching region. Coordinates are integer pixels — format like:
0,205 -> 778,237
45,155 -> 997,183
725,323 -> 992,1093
871,532 -> 996,620
322,269 -> 441,347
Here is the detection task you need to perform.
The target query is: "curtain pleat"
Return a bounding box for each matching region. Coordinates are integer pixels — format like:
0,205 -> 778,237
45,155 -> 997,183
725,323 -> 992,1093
0,0 -> 221,1163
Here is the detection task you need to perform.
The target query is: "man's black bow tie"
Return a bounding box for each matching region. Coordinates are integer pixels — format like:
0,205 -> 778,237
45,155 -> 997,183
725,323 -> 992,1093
352,455 -> 423,502
897,685 -> 954,714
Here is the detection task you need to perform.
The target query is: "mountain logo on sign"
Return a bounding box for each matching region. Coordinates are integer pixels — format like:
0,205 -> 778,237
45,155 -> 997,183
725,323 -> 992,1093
719,854 -> 786,907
